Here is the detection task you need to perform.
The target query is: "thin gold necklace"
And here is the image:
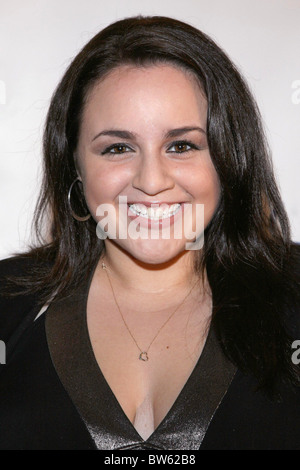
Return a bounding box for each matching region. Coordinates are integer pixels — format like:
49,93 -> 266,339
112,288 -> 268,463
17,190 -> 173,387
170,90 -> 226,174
102,261 -> 198,361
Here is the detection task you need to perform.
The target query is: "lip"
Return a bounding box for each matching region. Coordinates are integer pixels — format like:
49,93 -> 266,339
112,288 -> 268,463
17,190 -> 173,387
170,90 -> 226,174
126,201 -> 184,207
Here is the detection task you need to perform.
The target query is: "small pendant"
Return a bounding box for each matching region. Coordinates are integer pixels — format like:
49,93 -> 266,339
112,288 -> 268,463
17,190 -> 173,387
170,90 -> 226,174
139,351 -> 149,361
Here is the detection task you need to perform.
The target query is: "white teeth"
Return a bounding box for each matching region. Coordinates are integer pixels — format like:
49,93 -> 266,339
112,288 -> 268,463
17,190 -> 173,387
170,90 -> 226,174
129,203 -> 181,220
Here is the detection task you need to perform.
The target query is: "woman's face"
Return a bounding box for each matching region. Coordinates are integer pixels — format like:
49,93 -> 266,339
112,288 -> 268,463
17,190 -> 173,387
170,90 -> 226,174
76,64 -> 220,264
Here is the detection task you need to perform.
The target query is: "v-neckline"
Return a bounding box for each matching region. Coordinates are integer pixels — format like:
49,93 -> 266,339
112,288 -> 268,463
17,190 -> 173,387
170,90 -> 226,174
45,262 -> 237,450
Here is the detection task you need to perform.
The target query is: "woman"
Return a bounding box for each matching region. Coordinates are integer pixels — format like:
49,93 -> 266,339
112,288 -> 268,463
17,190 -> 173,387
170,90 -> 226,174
0,15 -> 299,450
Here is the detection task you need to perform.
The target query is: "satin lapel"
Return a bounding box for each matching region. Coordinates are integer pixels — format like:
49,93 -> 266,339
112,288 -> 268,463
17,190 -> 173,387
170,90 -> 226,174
146,326 -> 237,449
46,276 -> 237,450
45,287 -> 145,450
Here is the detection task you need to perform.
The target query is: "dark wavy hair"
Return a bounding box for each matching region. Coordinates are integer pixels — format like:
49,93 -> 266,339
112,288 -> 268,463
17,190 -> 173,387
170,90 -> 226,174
9,16 -> 300,392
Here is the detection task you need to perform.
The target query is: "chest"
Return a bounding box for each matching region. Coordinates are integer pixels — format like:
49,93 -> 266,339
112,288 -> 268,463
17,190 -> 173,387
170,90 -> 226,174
87,300 -> 209,440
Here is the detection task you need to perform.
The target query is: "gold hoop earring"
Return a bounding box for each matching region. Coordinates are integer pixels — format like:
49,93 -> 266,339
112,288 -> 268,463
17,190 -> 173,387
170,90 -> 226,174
68,177 -> 91,222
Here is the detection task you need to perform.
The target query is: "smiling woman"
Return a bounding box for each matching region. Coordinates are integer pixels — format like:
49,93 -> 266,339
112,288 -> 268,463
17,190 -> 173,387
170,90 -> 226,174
0,15 -> 299,450
77,64 -> 219,263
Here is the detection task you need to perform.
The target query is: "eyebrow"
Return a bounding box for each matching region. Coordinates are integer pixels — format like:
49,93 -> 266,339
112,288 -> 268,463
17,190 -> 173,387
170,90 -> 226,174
91,126 -> 206,142
165,126 -> 206,138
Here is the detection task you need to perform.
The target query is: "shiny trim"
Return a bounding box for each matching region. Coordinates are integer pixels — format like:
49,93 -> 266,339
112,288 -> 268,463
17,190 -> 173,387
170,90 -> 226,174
45,265 -> 237,450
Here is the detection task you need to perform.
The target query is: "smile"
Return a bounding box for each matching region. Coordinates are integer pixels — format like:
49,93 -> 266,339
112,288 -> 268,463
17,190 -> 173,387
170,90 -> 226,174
128,203 -> 181,220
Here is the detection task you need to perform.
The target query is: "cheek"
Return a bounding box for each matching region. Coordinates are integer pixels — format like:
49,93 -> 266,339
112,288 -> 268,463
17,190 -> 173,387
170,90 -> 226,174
183,163 -> 220,203
81,162 -> 131,210
203,168 -> 220,204
204,175 -> 221,224
185,164 -> 220,225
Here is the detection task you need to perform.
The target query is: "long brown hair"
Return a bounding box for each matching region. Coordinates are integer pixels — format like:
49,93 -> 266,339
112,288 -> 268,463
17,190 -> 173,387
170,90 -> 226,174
7,16 -> 300,393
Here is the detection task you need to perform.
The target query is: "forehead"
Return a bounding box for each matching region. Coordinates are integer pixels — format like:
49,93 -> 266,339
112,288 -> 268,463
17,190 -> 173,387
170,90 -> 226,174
80,64 -> 208,135
87,63 -> 206,104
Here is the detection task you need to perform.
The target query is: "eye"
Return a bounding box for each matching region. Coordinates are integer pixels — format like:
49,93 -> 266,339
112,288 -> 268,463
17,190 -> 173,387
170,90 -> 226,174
167,140 -> 200,154
101,143 -> 134,155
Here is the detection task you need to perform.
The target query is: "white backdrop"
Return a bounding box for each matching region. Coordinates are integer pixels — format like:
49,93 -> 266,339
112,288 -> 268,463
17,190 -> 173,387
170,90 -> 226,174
0,0 -> 299,259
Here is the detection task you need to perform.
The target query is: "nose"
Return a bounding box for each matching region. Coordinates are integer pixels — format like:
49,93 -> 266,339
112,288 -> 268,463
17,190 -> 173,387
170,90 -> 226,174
132,151 -> 175,196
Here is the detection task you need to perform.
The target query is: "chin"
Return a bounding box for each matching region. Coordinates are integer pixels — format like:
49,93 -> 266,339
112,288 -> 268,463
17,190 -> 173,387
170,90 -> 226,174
117,239 -> 189,266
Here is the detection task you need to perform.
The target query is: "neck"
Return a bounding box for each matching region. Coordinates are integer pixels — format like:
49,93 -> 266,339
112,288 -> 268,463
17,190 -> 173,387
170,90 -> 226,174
98,240 -> 204,296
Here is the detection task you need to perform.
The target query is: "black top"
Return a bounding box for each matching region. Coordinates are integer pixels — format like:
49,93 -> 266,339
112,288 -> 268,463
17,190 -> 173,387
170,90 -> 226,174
0,255 -> 300,450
